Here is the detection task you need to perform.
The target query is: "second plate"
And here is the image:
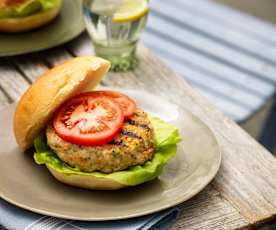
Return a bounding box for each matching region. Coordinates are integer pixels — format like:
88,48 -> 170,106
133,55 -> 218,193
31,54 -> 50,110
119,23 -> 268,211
0,0 -> 85,57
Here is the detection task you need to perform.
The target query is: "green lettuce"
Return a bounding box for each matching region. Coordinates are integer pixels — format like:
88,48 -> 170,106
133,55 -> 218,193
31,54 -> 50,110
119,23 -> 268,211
0,0 -> 61,18
34,116 -> 181,186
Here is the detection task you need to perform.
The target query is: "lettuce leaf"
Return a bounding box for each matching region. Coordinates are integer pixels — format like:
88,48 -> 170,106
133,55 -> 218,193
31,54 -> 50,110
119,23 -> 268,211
34,116 -> 181,186
0,0 -> 61,18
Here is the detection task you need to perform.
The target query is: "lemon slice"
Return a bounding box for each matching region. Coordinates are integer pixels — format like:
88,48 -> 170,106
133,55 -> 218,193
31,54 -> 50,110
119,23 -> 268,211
112,0 -> 149,23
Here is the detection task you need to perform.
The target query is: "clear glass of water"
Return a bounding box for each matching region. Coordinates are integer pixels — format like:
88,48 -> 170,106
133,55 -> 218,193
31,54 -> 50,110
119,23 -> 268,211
83,0 -> 149,71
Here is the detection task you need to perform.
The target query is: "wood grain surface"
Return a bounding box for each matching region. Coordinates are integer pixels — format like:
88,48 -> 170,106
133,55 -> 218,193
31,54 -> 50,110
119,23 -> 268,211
0,33 -> 275,229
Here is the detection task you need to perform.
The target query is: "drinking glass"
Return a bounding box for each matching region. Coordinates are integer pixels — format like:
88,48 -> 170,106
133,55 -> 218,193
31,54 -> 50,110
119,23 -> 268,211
83,0 -> 149,71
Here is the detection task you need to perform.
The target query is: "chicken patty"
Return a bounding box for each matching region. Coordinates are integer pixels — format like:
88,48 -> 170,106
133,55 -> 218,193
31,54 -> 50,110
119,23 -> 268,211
46,108 -> 155,173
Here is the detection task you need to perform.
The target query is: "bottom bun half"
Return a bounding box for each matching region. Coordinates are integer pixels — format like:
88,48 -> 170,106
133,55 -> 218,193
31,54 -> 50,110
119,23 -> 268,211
47,165 -> 127,190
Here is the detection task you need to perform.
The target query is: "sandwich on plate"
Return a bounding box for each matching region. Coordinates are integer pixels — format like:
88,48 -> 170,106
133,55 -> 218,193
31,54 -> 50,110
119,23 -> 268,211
0,0 -> 62,32
13,56 -> 181,190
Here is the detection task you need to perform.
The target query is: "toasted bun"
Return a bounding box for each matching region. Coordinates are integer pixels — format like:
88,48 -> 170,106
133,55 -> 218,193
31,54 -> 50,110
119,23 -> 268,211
0,2 -> 62,33
13,56 -> 111,151
47,166 -> 126,190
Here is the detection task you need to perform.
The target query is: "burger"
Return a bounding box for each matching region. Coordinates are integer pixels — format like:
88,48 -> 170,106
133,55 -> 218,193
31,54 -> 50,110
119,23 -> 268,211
13,56 -> 181,190
0,0 -> 62,32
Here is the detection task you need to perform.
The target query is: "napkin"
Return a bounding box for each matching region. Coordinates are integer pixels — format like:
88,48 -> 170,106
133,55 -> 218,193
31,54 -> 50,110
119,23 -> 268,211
0,199 -> 180,230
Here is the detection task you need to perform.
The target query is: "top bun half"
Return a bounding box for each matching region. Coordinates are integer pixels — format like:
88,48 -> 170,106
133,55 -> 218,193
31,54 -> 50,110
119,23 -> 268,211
13,56 -> 111,151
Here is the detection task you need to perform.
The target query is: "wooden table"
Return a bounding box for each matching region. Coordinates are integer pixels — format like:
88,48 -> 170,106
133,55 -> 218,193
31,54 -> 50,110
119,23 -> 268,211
0,33 -> 275,229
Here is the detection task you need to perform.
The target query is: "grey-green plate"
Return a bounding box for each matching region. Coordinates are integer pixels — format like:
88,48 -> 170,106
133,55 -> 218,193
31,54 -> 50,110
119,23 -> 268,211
0,0 -> 84,57
0,90 -> 221,221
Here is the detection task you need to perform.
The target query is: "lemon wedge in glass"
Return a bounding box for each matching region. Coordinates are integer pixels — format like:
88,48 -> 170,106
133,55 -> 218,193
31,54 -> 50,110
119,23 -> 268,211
112,0 -> 149,23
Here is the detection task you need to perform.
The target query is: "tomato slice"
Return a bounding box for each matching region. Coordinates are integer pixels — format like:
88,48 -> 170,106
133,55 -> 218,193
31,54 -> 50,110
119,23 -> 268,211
53,95 -> 124,146
81,90 -> 136,119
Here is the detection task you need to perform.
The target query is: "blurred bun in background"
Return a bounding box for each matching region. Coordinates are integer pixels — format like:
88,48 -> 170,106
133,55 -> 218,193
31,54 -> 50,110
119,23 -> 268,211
0,0 -> 62,32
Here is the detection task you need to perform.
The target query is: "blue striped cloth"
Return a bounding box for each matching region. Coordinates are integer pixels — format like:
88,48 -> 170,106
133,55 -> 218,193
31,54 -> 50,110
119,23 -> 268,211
0,199 -> 179,230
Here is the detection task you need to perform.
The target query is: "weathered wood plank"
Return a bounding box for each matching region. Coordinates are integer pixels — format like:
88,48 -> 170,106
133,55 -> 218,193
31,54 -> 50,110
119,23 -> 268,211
0,59 -> 30,101
42,48 -> 74,67
67,35 -> 276,228
12,55 -> 49,83
0,89 -> 10,109
173,185 -> 248,230
66,34 -> 94,56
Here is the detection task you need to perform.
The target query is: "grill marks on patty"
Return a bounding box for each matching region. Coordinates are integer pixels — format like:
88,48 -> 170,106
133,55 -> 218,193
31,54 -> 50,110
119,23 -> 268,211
121,130 -> 141,139
46,108 -> 155,173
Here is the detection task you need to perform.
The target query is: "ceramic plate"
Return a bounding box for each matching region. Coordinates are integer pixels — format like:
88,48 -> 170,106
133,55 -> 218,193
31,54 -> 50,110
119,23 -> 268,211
0,0 -> 84,57
0,90 -> 221,221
